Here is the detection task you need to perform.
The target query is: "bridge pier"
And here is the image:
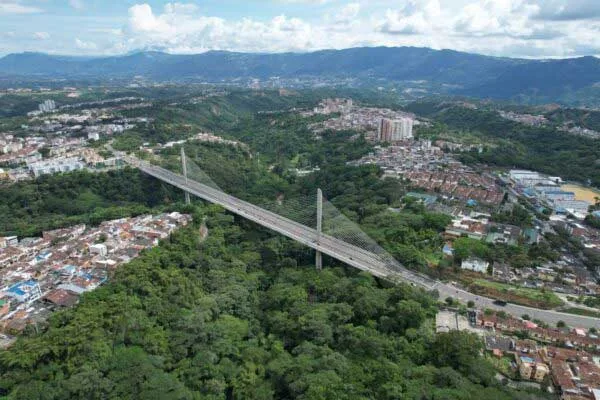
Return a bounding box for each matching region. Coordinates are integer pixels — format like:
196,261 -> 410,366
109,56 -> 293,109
316,188 -> 323,270
181,147 -> 191,205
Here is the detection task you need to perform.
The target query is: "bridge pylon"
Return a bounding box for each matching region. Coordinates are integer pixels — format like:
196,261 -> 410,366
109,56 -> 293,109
316,188 -> 323,270
181,147 -> 191,205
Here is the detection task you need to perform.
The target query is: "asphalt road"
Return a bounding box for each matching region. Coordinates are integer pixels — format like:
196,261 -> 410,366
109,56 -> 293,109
435,283 -> 600,329
128,157 -> 600,330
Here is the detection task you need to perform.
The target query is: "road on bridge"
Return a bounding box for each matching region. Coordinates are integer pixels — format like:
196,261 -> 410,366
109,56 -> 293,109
125,156 -> 600,330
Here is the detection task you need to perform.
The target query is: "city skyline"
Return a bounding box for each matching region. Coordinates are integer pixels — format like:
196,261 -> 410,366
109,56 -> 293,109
1,0 -> 600,58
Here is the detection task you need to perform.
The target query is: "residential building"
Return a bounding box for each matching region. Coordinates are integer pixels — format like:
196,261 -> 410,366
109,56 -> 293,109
378,117 -> 413,142
38,99 -> 56,113
461,258 -> 489,273
4,237 -> 18,247
3,281 -> 42,303
89,243 -> 107,257
445,216 -> 488,240
28,157 -> 85,177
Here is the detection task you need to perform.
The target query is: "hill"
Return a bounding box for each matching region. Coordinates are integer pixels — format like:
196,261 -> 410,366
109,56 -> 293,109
1,47 -> 600,104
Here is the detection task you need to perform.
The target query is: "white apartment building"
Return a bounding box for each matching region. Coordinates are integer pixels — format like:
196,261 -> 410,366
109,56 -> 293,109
28,157 -> 85,177
378,117 -> 414,142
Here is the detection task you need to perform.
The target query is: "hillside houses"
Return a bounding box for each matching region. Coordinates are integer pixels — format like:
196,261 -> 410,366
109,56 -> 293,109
0,212 -> 191,335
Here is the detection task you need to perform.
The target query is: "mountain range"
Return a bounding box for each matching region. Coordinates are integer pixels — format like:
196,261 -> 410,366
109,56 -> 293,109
1,47 -> 599,104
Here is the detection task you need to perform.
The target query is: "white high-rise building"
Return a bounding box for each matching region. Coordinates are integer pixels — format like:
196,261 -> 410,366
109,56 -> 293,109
378,117 -> 414,142
38,99 -> 56,113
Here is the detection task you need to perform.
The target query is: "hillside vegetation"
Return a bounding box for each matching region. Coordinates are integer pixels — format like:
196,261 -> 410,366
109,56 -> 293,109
0,205 -> 547,400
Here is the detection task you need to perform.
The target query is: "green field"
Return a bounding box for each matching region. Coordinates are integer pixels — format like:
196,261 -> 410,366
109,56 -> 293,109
471,279 -> 564,309
561,307 -> 600,318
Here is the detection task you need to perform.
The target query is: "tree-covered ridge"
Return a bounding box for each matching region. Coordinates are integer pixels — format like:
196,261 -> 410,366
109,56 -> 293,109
3,48 -> 600,105
0,206 -> 545,400
0,168 -> 181,237
407,101 -> 600,186
544,108 -> 600,132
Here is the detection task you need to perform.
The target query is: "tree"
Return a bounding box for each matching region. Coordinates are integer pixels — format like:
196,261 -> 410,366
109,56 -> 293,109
467,300 -> 475,308
557,320 -> 567,328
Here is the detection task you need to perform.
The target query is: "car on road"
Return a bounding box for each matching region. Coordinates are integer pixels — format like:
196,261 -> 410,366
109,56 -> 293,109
493,300 -> 508,306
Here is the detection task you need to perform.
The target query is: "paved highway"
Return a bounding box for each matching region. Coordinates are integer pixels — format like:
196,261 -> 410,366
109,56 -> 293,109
126,157 -> 600,330
433,283 -> 599,329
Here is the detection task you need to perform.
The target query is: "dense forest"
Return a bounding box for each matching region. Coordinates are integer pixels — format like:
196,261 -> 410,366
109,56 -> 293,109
544,108 -> 600,132
0,204 -> 546,400
0,169 -> 181,237
407,102 -> 600,186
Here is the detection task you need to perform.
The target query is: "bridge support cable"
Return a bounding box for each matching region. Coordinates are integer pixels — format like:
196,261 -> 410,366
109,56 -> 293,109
316,188 -> 323,270
178,154 -> 409,276
184,154 -> 224,192
184,152 -> 316,225
321,198 -> 401,271
181,147 -> 191,205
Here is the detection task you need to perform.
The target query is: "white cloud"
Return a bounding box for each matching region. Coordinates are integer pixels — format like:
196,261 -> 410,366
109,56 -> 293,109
123,3 -> 319,53
128,4 -> 173,34
75,38 -> 97,50
163,2 -> 198,15
530,0 -> 600,21
69,0 -> 85,11
33,31 -> 50,40
16,0 -> 598,58
0,1 -> 42,14
378,0 -> 441,35
276,0 -> 330,3
334,3 -> 360,24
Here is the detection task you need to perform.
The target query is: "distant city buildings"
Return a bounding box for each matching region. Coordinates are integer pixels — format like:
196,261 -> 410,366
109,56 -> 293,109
305,98 -> 417,138
313,98 -> 353,114
377,117 -> 414,142
38,99 -> 56,113
498,110 -> 547,127
28,157 -> 85,177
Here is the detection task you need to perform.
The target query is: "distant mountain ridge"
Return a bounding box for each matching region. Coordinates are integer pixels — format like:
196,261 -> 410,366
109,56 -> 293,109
1,47 -> 599,103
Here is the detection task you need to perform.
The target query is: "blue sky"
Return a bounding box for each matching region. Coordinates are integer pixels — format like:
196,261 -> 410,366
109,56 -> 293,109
1,0 -> 600,58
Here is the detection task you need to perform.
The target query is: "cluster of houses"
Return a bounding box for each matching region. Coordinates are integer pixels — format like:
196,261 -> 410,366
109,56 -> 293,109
441,209 -> 600,297
0,213 -> 191,336
445,213 -> 528,244
0,95 -> 156,182
443,213 -> 529,274
351,141 -> 504,206
25,104 -> 150,142
479,311 -> 600,399
140,132 -> 249,155
305,98 -> 417,137
0,131 -> 123,182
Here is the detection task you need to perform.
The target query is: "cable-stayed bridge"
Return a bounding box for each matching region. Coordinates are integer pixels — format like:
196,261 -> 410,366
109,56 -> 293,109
122,152 -> 600,329
124,153 -> 436,288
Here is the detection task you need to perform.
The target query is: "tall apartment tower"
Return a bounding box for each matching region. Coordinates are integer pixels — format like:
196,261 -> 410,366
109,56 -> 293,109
378,117 -> 413,142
